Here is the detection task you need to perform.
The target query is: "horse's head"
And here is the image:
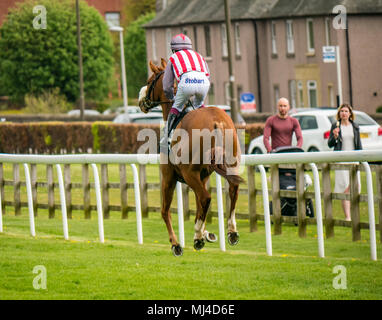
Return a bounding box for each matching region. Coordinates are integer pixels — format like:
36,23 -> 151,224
138,58 -> 168,113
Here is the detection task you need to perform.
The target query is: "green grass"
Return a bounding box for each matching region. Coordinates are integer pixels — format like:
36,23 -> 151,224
0,209 -> 381,300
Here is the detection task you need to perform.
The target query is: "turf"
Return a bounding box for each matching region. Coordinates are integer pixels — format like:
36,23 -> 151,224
0,210 -> 381,300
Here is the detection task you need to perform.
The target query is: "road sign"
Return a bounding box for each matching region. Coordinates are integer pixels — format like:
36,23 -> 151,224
323,46 -> 336,63
240,92 -> 256,113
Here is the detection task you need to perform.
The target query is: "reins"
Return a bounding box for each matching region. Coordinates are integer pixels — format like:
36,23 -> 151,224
143,71 -> 173,111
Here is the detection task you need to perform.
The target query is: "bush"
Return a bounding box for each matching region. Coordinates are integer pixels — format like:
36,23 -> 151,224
0,0 -> 114,102
376,105 -> 382,113
24,88 -> 71,114
0,122 -> 264,154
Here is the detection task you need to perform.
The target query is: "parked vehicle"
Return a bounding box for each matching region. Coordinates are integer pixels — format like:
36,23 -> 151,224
113,112 -> 163,124
67,109 -> 100,116
103,106 -> 141,115
248,109 -> 382,154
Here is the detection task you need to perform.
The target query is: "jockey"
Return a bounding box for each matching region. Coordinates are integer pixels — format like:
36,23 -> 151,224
161,33 -> 210,151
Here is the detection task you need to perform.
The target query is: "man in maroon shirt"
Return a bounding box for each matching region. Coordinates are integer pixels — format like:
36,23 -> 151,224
263,98 -> 303,153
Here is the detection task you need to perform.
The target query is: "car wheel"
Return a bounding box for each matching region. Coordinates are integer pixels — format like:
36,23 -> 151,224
308,147 -> 319,152
251,148 -> 264,172
252,148 -> 263,155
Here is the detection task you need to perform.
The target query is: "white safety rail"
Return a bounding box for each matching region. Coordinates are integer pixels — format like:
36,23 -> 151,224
0,150 -> 381,261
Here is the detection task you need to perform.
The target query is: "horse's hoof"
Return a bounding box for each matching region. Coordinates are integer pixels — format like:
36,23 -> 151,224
227,232 -> 240,246
203,231 -> 218,243
193,239 -> 205,251
171,244 -> 183,257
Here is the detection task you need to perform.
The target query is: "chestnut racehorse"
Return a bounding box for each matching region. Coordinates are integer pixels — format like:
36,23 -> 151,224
139,59 -> 244,256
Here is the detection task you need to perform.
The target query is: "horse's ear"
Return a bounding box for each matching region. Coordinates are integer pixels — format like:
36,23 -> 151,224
149,60 -> 159,73
160,58 -> 167,69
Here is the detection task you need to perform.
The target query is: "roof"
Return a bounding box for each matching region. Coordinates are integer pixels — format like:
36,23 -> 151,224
144,0 -> 382,28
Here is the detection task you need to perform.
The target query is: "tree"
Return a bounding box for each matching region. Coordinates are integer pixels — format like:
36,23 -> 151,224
124,12 -> 155,101
122,0 -> 156,27
0,0 -> 114,103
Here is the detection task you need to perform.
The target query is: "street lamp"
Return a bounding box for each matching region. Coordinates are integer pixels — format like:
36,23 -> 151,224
109,26 -> 128,108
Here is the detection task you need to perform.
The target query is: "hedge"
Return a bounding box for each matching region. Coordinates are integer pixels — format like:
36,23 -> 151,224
0,122 -> 264,154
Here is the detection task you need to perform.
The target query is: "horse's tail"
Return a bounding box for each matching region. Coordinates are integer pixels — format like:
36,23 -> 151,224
208,122 -> 245,186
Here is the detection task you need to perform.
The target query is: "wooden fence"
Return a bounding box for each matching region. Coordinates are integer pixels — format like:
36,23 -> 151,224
0,162 -> 381,242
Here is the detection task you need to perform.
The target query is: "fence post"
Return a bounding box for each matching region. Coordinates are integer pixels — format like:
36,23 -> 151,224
375,165 -> 382,244
271,165 -> 282,235
13,163 -> 21,216
296,164 -> 307,238
31,164 -> 38,217
139,165 -> 148,218
182,183 -> 190,221
322,163 -> 334,238
82,164 -> 91,219
46,164 -> 55,218
119,164 -> 128,219
101,164 -> 110,219
0,164 -> 5,215
247,165 -> 257,232
64,164 -> 72,219
350,164 -> 361,241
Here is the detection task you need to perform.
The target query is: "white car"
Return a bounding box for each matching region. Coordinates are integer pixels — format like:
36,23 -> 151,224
67,109 -> 100,116
113,112 -> 163,124
103,106 -> 141,115
247,109 -> 382,154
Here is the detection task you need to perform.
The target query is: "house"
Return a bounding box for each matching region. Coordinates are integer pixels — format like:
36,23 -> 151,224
0,0 -> 122,27
144,0 -> 382,114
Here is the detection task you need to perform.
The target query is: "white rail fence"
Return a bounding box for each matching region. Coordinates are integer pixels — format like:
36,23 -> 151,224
0,150 -> 381,261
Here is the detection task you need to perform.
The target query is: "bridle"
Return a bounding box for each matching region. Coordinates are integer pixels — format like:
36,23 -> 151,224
142,71 -> 173,111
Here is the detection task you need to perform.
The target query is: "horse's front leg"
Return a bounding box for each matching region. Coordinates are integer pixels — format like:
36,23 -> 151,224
160,167 -> 182,256
227,181 -> 240,246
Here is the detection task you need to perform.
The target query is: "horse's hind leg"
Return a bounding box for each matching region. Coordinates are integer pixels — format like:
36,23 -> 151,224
227,181 -> 240,245
183,172 -> 211,250
160,167 -> 182,256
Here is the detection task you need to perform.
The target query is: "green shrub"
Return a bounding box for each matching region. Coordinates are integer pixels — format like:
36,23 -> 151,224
24,88 -> 71,113
0,0 -> 114,102
376,105 -> 382,113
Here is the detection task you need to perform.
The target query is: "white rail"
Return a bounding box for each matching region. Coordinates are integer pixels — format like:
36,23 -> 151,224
0,149 -> 380,260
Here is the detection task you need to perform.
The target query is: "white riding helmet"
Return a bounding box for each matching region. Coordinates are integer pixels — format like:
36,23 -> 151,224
170,33 -> 192,51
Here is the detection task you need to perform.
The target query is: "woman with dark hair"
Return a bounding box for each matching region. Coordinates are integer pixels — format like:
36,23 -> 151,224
328,103 -> 362,221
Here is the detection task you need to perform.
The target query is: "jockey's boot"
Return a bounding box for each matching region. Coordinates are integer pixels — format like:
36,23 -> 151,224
159,110 -> 179,154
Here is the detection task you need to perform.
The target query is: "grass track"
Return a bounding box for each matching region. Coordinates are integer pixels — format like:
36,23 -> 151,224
0,211 -> 381,300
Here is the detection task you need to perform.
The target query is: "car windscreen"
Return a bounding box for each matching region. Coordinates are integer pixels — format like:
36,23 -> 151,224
132,118 -> 162,124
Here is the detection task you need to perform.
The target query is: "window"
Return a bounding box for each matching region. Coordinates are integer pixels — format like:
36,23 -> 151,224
271,21 -> 277,55
286,20 -> 294,54
307,80 -> 318,108
297,81 -> 304,107
298,116 -> 318,130
288,80 -> 297,109
273,85 -> 280,110
166,28 -> 172,58
221,24 -> 228,58
325,18 -> 331,46
234,23 -> 241,56
105,12 -> 120,28
307,19 -> 315,53
151,29 -> 157,62
204,26 -> 212,57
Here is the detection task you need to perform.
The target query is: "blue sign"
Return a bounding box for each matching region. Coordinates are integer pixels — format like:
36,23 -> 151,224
240,92 -> 256,112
